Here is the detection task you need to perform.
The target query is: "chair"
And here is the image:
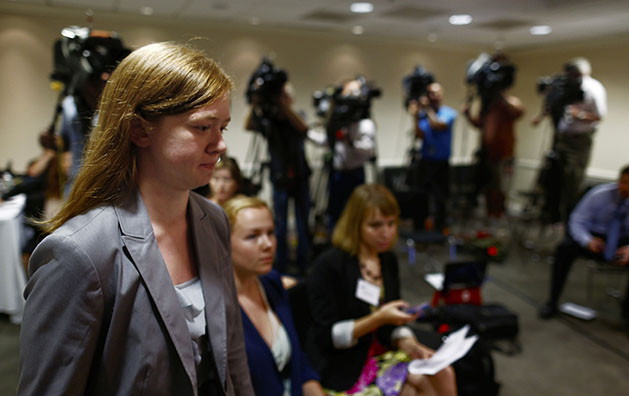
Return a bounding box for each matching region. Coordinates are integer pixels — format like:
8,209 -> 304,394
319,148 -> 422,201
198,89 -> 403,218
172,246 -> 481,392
585,258 -> 628,304
381,166 -> 427,221
448,164 -> 479,225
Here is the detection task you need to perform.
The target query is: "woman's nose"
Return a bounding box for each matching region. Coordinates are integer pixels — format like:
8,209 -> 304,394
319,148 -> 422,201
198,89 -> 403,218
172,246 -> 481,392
207,128 -> 227,154
260,234 -> 274,248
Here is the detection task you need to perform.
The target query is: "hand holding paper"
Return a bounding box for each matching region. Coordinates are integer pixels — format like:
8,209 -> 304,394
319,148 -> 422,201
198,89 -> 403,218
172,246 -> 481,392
408,325 -> 478,375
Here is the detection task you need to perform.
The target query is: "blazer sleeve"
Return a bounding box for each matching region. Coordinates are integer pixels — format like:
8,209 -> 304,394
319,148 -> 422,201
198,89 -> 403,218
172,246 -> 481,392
218,210 -> 255,396
307,250 -> 351,352
225,265 -> 255,395
375,252 -> 401,348
18,234 -> 104,396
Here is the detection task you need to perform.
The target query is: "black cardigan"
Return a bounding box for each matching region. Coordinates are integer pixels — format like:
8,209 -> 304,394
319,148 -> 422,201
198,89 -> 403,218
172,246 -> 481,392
306,247 -> 401,391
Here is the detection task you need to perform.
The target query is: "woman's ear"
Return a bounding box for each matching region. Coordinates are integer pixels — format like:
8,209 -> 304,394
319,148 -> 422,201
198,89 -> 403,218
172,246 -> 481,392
130,118 -> 151,148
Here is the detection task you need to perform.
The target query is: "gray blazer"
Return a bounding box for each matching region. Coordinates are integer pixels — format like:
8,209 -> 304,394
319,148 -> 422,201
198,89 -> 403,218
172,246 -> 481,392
18,191 -> 253,396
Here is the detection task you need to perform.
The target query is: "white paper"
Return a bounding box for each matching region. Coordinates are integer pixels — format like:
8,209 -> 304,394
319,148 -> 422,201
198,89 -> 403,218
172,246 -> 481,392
408,325 -> 478,375
424,273 -> 444,291
559,302 -> 597,320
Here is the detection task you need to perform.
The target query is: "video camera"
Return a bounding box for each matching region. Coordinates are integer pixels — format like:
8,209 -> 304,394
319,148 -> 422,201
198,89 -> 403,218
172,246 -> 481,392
51,26 -> 130,97
402,65 -> 434,108
312,85 -> 336,119
312,75 -> 381,130
466,53 -> 515,99
245,58 -> 288,111
536,69 -> 584,127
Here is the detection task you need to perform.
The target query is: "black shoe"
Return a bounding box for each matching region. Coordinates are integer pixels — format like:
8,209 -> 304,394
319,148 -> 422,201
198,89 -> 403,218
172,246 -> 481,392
538,302 -> 558,319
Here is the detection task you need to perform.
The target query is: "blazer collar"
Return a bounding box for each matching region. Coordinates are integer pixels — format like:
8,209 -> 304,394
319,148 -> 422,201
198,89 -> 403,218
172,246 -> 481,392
115,192 -> 200,391
188,194 -> 228,386
116,192 -> 230,390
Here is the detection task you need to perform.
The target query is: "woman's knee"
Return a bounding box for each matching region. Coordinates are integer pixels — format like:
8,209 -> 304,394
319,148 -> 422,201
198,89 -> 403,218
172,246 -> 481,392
405,373 -> 433,394
431,365 -> 457,395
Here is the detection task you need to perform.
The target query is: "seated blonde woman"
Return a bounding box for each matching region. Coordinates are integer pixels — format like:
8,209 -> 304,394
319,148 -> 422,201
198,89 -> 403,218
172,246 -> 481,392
223,195 -> 325,396
307,184 -> 457,396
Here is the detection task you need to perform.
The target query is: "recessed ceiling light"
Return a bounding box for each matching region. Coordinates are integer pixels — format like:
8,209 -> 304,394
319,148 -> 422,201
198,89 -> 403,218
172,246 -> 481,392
140,6 -> 154,16
351,2 -> 374,14
530,25 -> 552,35
449,14 -> 472,25
352,25 -> 364,35
250,16 -> 261,25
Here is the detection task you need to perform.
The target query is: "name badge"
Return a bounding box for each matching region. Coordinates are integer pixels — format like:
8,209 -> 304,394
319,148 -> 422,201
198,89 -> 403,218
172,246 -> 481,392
355,279 -> 381,306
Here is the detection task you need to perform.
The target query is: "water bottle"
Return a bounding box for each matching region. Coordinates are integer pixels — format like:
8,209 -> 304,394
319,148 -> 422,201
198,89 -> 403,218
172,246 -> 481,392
406,238 -> 416,266
448,235 -> 457,259
1,171 -> 13,195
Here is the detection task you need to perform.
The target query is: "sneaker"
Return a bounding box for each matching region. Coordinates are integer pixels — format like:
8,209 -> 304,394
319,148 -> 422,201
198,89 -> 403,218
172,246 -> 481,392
538,302 -> 558,319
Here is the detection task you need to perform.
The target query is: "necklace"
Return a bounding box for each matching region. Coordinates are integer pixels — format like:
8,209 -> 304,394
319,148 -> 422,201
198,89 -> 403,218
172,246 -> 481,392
359,260 -> 382,284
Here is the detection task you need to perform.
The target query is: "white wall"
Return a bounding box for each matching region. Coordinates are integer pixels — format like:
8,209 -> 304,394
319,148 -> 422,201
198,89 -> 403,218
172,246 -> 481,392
1,8 -> 627,201
0,10 -> 482,173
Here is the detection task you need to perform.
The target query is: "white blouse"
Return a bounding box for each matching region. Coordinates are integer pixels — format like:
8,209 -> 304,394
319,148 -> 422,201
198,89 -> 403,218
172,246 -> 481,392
174,277 -> 207,367
258,280 -> 292,395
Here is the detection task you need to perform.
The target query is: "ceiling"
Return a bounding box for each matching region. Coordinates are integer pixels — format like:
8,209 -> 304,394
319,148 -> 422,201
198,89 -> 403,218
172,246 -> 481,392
5,0 -> 629,49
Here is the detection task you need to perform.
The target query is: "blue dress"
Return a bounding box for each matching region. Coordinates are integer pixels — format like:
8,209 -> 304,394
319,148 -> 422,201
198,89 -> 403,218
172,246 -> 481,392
240,270 -> 320,396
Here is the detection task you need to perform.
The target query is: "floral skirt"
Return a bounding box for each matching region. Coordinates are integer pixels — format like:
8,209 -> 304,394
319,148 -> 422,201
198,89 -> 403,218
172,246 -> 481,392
326,349 -> 412,396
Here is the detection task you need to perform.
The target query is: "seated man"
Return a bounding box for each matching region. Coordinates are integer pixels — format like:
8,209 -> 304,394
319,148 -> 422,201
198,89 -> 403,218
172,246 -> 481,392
539,164 -> 629,320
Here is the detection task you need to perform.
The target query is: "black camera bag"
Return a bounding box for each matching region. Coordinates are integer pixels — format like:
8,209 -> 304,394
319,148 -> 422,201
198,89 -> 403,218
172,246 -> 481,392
433,303 -> 519,341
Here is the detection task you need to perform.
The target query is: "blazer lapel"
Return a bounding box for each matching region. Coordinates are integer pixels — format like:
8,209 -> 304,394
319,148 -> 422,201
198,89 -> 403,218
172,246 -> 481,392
115,192 -> 198,390
188,195 -> 228,387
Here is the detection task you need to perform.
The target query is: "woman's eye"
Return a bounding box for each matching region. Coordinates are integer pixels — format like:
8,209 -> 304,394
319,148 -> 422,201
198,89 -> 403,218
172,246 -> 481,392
196,125 -> 211,132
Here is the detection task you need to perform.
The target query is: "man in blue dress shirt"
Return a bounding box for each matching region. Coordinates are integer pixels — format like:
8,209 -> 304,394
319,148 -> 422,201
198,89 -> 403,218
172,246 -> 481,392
539,164 -> 629,319
408,83 -> 457,232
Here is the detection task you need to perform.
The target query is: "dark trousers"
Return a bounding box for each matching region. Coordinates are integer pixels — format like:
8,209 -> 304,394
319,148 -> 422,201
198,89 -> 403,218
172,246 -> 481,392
273,181 -> 311,276
327,167 -> 365,232
412,159 -> 450,230
548,233 -> 629,318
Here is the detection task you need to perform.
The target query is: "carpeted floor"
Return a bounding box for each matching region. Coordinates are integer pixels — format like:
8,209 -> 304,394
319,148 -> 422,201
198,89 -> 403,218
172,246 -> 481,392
2,214 -> 628,395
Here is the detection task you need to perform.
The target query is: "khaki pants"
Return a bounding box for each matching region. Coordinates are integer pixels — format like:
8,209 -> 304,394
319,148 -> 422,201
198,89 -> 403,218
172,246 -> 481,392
555,133 -> 593,221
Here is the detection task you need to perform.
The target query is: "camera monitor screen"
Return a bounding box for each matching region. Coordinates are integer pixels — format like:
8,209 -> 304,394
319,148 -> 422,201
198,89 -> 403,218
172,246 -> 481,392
442,260 -> 487,291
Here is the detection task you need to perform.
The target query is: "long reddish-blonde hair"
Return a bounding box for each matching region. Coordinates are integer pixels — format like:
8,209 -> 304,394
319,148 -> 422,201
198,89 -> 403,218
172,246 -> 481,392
42,41 -> 233,233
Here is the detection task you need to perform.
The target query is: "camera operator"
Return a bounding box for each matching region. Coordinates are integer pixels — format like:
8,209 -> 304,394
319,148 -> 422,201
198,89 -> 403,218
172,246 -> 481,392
323,78 -> 377,231
463,54 -> 525,219
245,80 -> 312,277
532,57 -> 607,222
52,27 -> 129,194
60,72 -> 109,194
408,83 -> 457,233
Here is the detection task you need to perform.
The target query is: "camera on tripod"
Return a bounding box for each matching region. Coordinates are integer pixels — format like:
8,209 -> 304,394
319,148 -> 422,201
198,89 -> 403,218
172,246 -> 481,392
466,53 -> 515,98
312,76 -> 381,130
536,67 -> 584,125
51,26 -> 130,97
245,58 -> 288,116
402,65 -> 434,108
